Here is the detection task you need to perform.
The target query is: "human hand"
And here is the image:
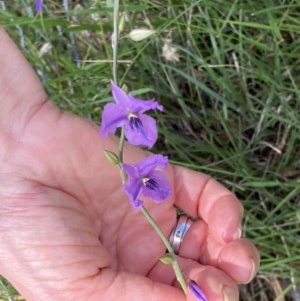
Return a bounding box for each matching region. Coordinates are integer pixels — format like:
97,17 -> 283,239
0,28 -> 259,301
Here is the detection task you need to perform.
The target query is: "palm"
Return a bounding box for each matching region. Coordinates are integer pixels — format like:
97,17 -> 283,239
2,96 -> 179,296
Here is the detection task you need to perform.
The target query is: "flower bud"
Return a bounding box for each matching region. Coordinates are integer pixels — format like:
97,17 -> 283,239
119,13 -> 126,33
103,150 -> 120,165
128,29 -> 155,42
38,42 -> 52,58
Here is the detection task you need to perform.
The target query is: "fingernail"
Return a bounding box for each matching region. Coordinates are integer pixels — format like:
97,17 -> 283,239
222,285 -> 237,301
247,259 -> 257,283
232,226 -> 242,240
223,226 -> 242,242
235,258 -> 257,283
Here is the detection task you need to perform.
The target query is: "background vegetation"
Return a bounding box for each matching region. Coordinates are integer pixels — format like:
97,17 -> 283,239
1,0 -> 300,300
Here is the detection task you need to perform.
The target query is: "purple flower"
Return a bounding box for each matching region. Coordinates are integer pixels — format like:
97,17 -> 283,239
189,280 -> 209,301
122,155 -> 171,208
35,0 -> 43,12
100,82 -> 163,148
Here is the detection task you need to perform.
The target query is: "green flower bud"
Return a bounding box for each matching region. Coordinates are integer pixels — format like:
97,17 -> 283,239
119,13 -> 126,33
103,150 -> 120,165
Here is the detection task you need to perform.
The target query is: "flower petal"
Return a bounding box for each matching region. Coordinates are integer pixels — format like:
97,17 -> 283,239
124,114 -> 158,148
122,163 -> 139,178
141,170 -> 171,202
188,280 -> 209,301
122,155 -> 170,207
111,81 -> 131,107
124,178 -> 143,209
128,94 -> 163,113
131,198 -> 143,209
99,103 -> 127,136
136,154 -> 169,175
35,0 -> 43,12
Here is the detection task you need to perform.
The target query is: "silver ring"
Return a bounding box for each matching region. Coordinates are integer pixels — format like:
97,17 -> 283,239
169,214 -> 193,254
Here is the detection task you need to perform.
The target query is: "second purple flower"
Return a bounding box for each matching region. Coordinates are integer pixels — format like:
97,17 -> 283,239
100,82 -> 163,148
122,154 -> 171,208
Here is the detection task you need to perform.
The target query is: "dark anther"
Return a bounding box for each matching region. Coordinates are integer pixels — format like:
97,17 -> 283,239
145,178 -> 159,190
129,116 -> 143,130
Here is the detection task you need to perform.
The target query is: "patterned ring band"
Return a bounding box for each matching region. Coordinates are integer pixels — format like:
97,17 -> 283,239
169,214 -> 193,254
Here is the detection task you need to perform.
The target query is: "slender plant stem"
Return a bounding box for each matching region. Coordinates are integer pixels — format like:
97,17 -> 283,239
116,128 -> 187,292
118,127 -> 125,164
112,0 -> 120,84
141,206 -> 187,293
112,0 -> 125,182
112,0 -> 187,294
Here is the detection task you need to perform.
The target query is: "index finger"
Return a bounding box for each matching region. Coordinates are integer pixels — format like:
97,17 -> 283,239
173,166 -> 243,244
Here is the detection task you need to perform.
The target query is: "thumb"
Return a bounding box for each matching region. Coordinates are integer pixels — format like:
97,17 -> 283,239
0,27 -> 47,130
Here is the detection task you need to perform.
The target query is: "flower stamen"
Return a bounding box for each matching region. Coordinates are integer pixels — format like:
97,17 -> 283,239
143,178 -> 159,190
128,113 -> 143,130
99,82 -> 163,148
122,155 -> 171,208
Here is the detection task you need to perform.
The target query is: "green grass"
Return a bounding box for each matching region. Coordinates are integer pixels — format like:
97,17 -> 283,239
1,0 -> 300,300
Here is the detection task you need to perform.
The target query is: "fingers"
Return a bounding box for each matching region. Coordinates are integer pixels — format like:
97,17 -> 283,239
149,257 -> 239,301
180,214 -> 259,284
218,238 -> 260,284
186,266 -> 239,301
172,219 -> 259,284
172,168 -> 259,285
207,195 -> 243,243
178,219 -> 208,260
173,166 -> 243,244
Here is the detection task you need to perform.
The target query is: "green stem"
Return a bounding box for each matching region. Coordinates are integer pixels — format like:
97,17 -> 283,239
112,0 -> 125,181
116,130 -> 186,291
118,128 -> 126,183
141,206 -> 187,293
111,0 -> 186,294
118,127 -> 125,164
112,0 -> 120,84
